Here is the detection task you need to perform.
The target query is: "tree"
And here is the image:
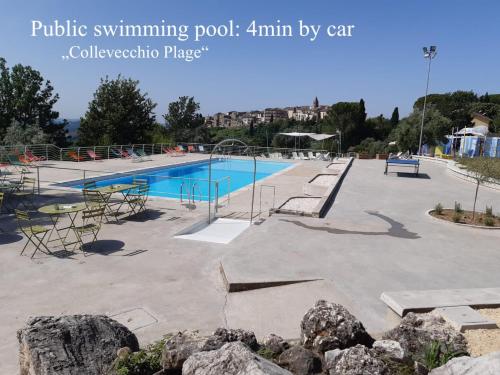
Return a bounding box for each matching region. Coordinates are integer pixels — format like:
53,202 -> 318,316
395,107 -> 451,153
322,101 -> 366,151
460,158 -> 500,220
79,76 -> 156,145
249,119 -> 255,137
3,121 -> 47,145
414,91 -> 478,129
0,57 -> 67,145
390,107 -> 399,127
163,96 -> 205,143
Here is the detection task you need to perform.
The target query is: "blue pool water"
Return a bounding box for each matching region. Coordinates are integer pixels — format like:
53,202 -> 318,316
72,159 -> 292,201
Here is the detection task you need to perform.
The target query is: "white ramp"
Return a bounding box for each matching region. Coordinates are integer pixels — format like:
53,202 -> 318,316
174,218 -> 250,244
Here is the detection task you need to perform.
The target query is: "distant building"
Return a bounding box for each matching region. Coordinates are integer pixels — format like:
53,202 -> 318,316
471,112 -> 492,128
205,97 -> 330,128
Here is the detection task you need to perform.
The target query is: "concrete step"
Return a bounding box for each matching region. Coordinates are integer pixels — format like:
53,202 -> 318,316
381,287 -> 500,316
435,306 -> 497,332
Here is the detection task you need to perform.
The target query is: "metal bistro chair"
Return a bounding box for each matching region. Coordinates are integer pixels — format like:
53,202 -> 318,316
128,182 -> 150,215
15,209 -> 52,258
73,206 -> 106,255
82,189 -> 116,223
11,177 -> 36,210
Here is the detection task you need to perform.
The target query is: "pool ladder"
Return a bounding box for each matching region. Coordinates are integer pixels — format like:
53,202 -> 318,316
180,181 -> 202,209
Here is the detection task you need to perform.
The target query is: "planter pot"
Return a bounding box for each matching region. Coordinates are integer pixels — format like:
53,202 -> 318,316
376,153 -> 389,160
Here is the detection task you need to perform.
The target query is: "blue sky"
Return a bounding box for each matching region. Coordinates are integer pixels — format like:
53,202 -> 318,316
1,0 -> 499,120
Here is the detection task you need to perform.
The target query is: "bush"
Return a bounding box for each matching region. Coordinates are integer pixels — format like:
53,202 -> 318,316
452,212 -> 462,223
454,202 -> 463,214
485,206 -> 494,218
434,203 -> 443,215
484,217 -> 495,227
115,337 -> 167,375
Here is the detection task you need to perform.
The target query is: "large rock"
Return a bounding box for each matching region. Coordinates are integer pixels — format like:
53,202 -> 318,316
325,344 -> 389,375
382,312 -> 468,359
162,328 -> 258,372
262,334 -> 289,355
162,331 -> 210,372
373,340 -> 405,360
429,351 -> 500,375
18,315 -> 139,375
278,345 -> 322,375
182,341 -> 292,375
300,300 -> 374,353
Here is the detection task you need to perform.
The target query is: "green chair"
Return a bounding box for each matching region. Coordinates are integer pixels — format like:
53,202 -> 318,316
12,177 -> 36,210
83,189 -> 117,222
15,209 -> 52,258
128,183 -> 149,214
73,206 -> 105,255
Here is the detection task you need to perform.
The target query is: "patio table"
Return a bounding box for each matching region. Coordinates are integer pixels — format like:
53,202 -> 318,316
93,183 -> 137,220
38,202 -> 87,250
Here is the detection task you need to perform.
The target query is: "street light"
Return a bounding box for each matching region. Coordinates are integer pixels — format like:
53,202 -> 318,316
418,45 -> 437,156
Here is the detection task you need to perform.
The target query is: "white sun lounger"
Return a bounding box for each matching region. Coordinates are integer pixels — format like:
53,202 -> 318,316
299,152 -> 309,160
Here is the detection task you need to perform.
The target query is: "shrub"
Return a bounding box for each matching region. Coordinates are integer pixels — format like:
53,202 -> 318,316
115,337 -> 167,375
434,203 -> 443,215
484,217 -> 495,227
256,347 -> 278,360
454,202 -> 463,214
452,212 -> 462,223
485,206 -> 494,218
422,341 -> 466,370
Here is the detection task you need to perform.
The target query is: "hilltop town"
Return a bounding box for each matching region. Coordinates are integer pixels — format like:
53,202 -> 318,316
205,97 -> 329,127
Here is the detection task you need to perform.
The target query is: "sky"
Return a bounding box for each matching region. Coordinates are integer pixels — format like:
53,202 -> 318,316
1,0 -> 499,120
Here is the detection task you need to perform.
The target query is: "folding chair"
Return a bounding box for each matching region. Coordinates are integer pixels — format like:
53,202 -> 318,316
11,177 -> 36,210
15,209 -> 52,258
128,183 -> 149,215
83,189 -> 117,223
73,206 -> 105,255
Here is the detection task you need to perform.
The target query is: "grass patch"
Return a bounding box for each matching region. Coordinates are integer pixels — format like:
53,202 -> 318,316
434,203 -> 443,215
115,336 -> 170,375
421,341 -> 467,371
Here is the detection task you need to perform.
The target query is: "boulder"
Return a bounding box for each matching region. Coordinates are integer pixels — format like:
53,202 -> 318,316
162,331 -> 210,372
300,300 -> 374,353
209,327 -> 259,351
373,340 -> 405,360
182,341 -> 292,375
18,315 -> 139,375
278,345 -> 322,375
324,344 -> 389,375
162,328 -> 258,372
262,334 -> 289,355
382,312 -> 468,359
429,351 -> 500,375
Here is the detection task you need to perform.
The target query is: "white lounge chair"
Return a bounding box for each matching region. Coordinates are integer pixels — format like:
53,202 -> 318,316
277,152 -> 283,159
321,152 -> 331,161
298,152 -> 309,160
308,152 -> 315,159
292,152 -> 301,160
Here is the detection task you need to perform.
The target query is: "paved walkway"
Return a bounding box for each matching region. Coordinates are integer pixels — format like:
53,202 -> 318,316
0,158 -> 499,373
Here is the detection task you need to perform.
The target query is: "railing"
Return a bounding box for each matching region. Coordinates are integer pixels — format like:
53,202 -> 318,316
0,142 -> 332,163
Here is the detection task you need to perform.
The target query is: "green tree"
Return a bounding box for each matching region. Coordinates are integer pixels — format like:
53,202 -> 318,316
322,101 -> 365,151
390,107 -> 399,127
79,75 -> 156,145
414,91 -> 478,129
163,96 -> 205,143
459,158 -> 500,220
0,57 -> 67,145
395,107 -> 451,153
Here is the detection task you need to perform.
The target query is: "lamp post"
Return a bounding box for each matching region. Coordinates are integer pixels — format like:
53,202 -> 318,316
418,45 -> 437,156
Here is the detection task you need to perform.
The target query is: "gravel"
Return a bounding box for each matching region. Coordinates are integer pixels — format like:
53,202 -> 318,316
464,308 -> 500,357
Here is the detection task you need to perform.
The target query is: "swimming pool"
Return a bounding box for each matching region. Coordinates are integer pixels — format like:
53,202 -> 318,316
69,158 -> 292,201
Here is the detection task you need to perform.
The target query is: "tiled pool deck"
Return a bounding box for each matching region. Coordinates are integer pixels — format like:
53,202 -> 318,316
1,156 -> 500,373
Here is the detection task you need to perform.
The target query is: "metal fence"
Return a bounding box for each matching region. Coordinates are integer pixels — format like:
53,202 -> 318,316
0,143 -> 334,163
